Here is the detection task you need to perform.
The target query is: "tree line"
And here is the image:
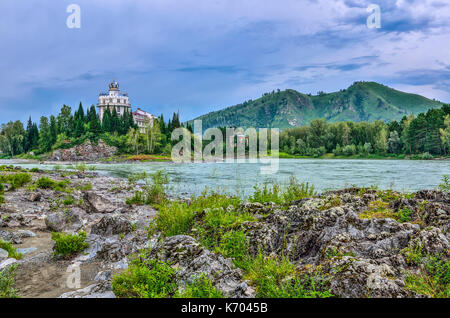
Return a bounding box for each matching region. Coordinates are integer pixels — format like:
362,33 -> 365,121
279,104 -> 450,157
0,103 -> 183,157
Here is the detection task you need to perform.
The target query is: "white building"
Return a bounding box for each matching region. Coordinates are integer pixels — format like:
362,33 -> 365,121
133,108 -> 156,133
97,81 -> 156,133
97,80 -> 131,121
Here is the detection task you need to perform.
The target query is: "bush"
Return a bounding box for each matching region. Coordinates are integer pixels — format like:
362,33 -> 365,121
112,256 -> 177,298
51,231 -> 89,258
126,170 -> 169,206
0,173 -> 32,190
438,175 -> 450,192
155,201 -> 195,237
0,240 -> 22,260
0,264 -> 19,298
249,176 -> 315,206
245,252 -> 333,298
36,177 -> 70,192
402,243 -> 450,298
217,230 -> 249,269
176,274 -> 223,298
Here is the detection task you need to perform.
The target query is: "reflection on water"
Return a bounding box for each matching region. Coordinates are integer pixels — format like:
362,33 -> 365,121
2,159 -> 449,197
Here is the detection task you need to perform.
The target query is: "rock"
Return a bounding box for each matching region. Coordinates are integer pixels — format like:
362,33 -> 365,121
44,208 -> 86,232
28,192 -> 42,202
58,281 -> 115,298
94,271 -> 112,282
16,247 -> 37,255
91,215 -> 132,237
0,248 -> 8,261
44,213 -> 66,232
0,230 -> 22,244
17,230 -> 36,238
150,235 -> 254,298
83,192 -> 116,214
0,258 -> 17,270
50,139 -> 117,162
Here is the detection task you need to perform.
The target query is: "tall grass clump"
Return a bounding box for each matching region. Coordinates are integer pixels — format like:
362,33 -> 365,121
402,243 -> 450,298
51,231 -> 89,258
126,170 -> 169,206
175,274 -> 223,298
245,252 -> 333,298
249,176 -> 316,206
112,254 -> 177,298
0,173 -> 32,190
0,240 -> 22,260
438,175 -> 450,192
0,264 -> 19,298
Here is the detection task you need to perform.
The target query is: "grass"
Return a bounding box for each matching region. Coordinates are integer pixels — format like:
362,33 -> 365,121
0,172 -> 32,190
0,240 -> 23,260
402,243 -> 449,298
126,170 -> 169,206
244,252 -> 333,298
358,199 -> 413,223
0,184 -> 4,205
36,177 -> 71,192
249,176 -> 316,207
175,274 -> 223,298
438,175 -> 450,192
112,254 -> 178,298
0,264 -> 19,298
51,231 -> 89,258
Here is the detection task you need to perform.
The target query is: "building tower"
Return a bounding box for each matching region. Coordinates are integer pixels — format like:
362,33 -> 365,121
97,80 -> 131,122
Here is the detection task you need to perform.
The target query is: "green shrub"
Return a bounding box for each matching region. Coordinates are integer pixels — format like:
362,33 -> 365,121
0,264 -> 19,298
402,243 -> 450,298
126,170 -> 169,206
51,231 -> 89,258
249,176 -> 315,206
30,168 -> 40,173
176,274 -> 223,298
245,252 -> 333,298
112,256 -> 177,298
36,177 -> 70,192
0,173 -> 32,190
438,175 -> 450,192
155,201 -> 195,237
0,240 -> 22,260
217,230 -> 249,269
63,195 -> 75,206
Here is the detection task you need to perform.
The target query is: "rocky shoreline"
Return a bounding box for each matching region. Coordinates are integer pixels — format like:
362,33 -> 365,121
0,166 -> 448,298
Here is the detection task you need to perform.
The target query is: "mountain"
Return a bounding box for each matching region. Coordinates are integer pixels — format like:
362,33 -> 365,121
188,82 -> 443,130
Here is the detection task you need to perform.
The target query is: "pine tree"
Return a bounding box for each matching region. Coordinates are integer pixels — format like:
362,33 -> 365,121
102,108 -> 112,133
88,105 -> 101,136
111,107 -> 119,133
73,102 -> 85,137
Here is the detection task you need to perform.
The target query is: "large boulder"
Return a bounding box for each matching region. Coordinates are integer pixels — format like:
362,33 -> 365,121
50,139 -> 117,162
91,215 -> 132,237
83,192 -> 116,214
44,208 -> 86,232
150,235 -> 254,298
0,248 -> 8,262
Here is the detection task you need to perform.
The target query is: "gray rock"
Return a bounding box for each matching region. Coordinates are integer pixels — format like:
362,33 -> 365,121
91,215 -> 132,237
150,235 -> 254,298
17,229 -> 36,238
0,258 -> 17,270
44,213 -> 66,232
28,192 -> 41,202
0,248 -> 8,261
16,247 -> 37,255
83,192 -> 116,214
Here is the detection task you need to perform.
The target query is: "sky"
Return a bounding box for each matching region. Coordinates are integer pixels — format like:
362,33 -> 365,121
1,0 -> 450,125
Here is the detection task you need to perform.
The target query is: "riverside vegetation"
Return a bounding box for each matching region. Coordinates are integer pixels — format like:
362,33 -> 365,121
1,83 -> 450,161
0,166 -> 449,298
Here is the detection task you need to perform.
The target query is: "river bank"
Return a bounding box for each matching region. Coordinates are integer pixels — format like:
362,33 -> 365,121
0,166 -> 449,298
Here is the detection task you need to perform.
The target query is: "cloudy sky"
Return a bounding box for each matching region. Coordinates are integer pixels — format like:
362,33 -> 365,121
1,0 -> 450,124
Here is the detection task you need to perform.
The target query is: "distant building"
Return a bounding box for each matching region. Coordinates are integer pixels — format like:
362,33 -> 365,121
133,108 -> 156,133
97,81 -> 155,133
97,80 -> 131,121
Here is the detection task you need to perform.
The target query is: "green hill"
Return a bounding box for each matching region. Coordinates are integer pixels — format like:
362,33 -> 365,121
189,82 -> 443,130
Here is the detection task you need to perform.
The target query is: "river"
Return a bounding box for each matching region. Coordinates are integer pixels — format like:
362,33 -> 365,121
2,159 -> 449,197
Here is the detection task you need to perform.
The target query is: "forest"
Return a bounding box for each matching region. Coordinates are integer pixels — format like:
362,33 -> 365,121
0,102 -> 449,159
279,104 -> 450,158
0,103 -> 182,158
